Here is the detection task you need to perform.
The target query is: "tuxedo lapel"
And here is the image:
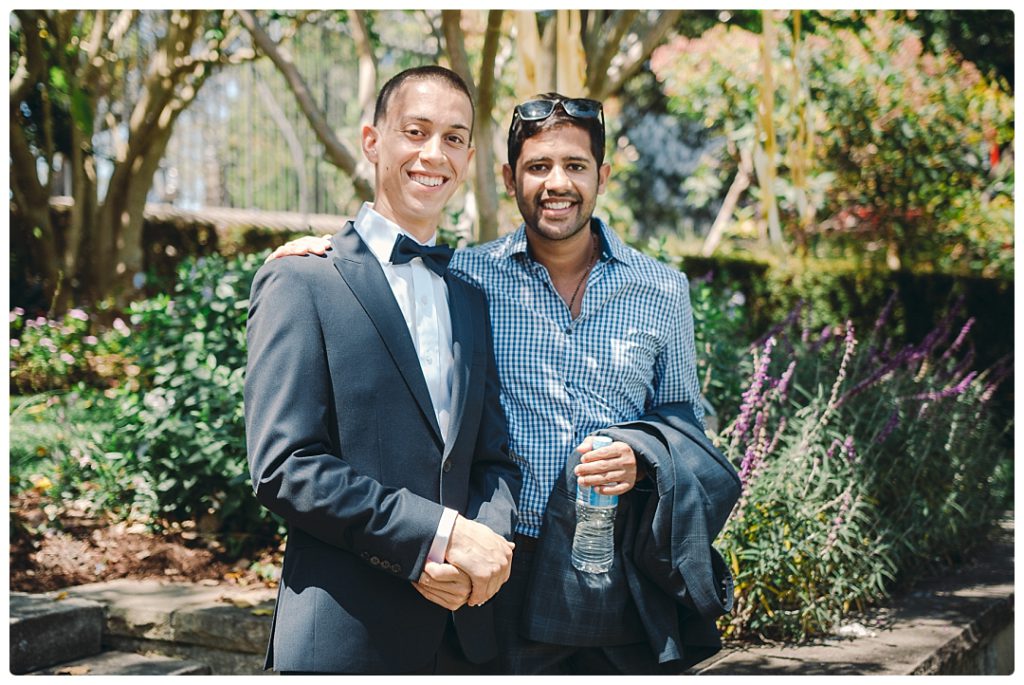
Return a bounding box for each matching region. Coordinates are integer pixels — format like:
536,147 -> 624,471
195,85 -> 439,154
443,274 -> 475,455
330,223 -> 443,443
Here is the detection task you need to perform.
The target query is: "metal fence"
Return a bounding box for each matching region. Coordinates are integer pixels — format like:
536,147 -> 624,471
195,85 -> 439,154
152,21 -> 364,216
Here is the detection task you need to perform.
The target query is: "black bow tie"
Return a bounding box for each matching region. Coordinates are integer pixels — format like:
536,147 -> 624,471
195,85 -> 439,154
389,234 -> 454,277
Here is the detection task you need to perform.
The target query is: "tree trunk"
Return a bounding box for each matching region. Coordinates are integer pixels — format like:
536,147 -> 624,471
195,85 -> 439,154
441,10 -> 503,243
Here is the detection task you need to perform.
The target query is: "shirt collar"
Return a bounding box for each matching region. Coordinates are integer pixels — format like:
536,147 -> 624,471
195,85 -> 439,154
504,217 -> 636,267
353,202 -> 437,265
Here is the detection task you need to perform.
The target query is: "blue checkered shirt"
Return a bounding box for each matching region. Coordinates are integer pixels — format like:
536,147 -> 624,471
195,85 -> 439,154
450,219 -> 704,538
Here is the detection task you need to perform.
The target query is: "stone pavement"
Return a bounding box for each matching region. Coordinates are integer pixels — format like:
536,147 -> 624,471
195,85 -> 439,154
9,518 -> 1013,675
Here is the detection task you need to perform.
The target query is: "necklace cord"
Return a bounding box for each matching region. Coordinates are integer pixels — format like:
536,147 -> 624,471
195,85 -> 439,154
567,234 -> 599,314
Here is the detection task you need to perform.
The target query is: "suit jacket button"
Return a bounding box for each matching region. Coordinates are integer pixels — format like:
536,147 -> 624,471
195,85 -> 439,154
370,555 -> 380,565
393,564 -> 402,574
442,459 -> 453,473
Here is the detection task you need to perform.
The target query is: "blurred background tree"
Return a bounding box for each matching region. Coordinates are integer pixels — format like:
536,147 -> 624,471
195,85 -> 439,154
10,10 -> 253,311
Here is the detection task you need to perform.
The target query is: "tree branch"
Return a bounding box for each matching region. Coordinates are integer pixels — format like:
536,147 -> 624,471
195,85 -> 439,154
350,10 -> 378,127
585,10 -> 638,96
238,9 -> 373,201
10,11 -> 48,107
477,9 -> 504,116
441,11 -> 478,101
597,9 -> 681,100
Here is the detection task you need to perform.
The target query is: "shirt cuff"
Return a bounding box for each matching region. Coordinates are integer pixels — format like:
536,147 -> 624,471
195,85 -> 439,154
427,507 -> 459,564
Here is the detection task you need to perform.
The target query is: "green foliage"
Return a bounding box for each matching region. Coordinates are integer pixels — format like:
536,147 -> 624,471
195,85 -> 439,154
9,393 -> 139,520
9,307 -> 136,394
105,251 -> 276,541
809,13 -> 1013,275
651,11 -> 1014,278
715,302 -> 1013,641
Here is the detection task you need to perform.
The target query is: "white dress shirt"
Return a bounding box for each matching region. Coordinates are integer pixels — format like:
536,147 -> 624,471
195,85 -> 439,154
352,203 -> 457,562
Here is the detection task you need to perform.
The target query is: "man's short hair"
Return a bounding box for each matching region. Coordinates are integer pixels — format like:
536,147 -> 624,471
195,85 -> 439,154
373,66 -> 476,141
506,92 -> 606,172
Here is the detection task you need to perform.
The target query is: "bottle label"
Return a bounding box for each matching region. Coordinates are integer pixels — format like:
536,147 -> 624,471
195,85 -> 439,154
575,435 -> 618,507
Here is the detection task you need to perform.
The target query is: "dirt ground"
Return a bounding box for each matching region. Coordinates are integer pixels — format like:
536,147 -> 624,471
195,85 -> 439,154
9,491 -> 280,593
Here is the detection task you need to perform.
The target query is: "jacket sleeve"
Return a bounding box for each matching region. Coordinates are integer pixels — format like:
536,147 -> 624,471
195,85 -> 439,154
244,260 -> 442,582
461,288 -> 521,540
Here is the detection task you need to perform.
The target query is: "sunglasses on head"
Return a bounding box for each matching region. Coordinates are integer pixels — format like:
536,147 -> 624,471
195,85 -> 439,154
513,98 -> 604,124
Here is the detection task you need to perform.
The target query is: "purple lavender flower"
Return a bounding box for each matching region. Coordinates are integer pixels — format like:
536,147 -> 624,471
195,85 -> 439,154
824,490 -> 853,552
872,292 -> 898,335
825,324 -> 857,412
875,409 -> 900,444
765,417 -> 787,457
776,360 -> 797,400
907,371 -> 978,402
940,318 -> 974,361
842,436 -> 858,464
732,337 -> 776,446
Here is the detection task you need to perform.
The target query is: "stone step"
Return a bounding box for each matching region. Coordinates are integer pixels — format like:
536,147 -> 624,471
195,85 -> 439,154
66,578 -> 277,675
9,592 -> 105,674
31,650 -> 211,675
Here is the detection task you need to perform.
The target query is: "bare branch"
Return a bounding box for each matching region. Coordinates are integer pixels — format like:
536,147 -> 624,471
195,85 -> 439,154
477,10 -> 504,116
597,9 -> 681,100
585,10 -> 638,96
106,9 -> 139,53
238,9 -> 373,201
9,118 -> 50,207
441,11 -> 478,100
351,10 -> 378,127
10,11 -> 47,107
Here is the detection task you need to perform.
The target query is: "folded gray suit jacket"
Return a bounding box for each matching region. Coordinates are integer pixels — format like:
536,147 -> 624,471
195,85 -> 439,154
519,401 -> 740,670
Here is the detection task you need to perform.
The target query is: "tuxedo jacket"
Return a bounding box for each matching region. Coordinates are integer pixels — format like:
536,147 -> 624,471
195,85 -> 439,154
244,223 -> 521,673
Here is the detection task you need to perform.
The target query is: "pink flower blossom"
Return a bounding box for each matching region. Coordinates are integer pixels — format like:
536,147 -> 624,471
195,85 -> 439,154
84,336 -> 99,345
10,338 -> 20,348
113,318 -> 130,336
68,308 -> 89,321
60,352 -> 75,365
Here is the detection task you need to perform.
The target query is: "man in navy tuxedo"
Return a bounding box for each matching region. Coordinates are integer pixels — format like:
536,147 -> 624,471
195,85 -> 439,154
243,66 -> 521,675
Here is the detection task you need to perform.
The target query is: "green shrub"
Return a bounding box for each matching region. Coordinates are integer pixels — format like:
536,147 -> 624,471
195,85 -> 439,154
9,307 -> 136,394
9,392 -> 139,520
105,251 -> 276,543
715,298 -> 1012,641
651,11 -> 1014,278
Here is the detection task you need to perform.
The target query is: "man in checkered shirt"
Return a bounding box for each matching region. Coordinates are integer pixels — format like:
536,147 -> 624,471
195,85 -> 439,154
271,94 -> 708,674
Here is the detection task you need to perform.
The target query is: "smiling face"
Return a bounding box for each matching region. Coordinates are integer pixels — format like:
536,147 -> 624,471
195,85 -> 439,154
503,124 -> 610,244
362,78 -> 475,240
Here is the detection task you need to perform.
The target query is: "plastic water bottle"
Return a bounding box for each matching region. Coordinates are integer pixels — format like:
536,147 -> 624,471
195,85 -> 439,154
571,435 -> 617,573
